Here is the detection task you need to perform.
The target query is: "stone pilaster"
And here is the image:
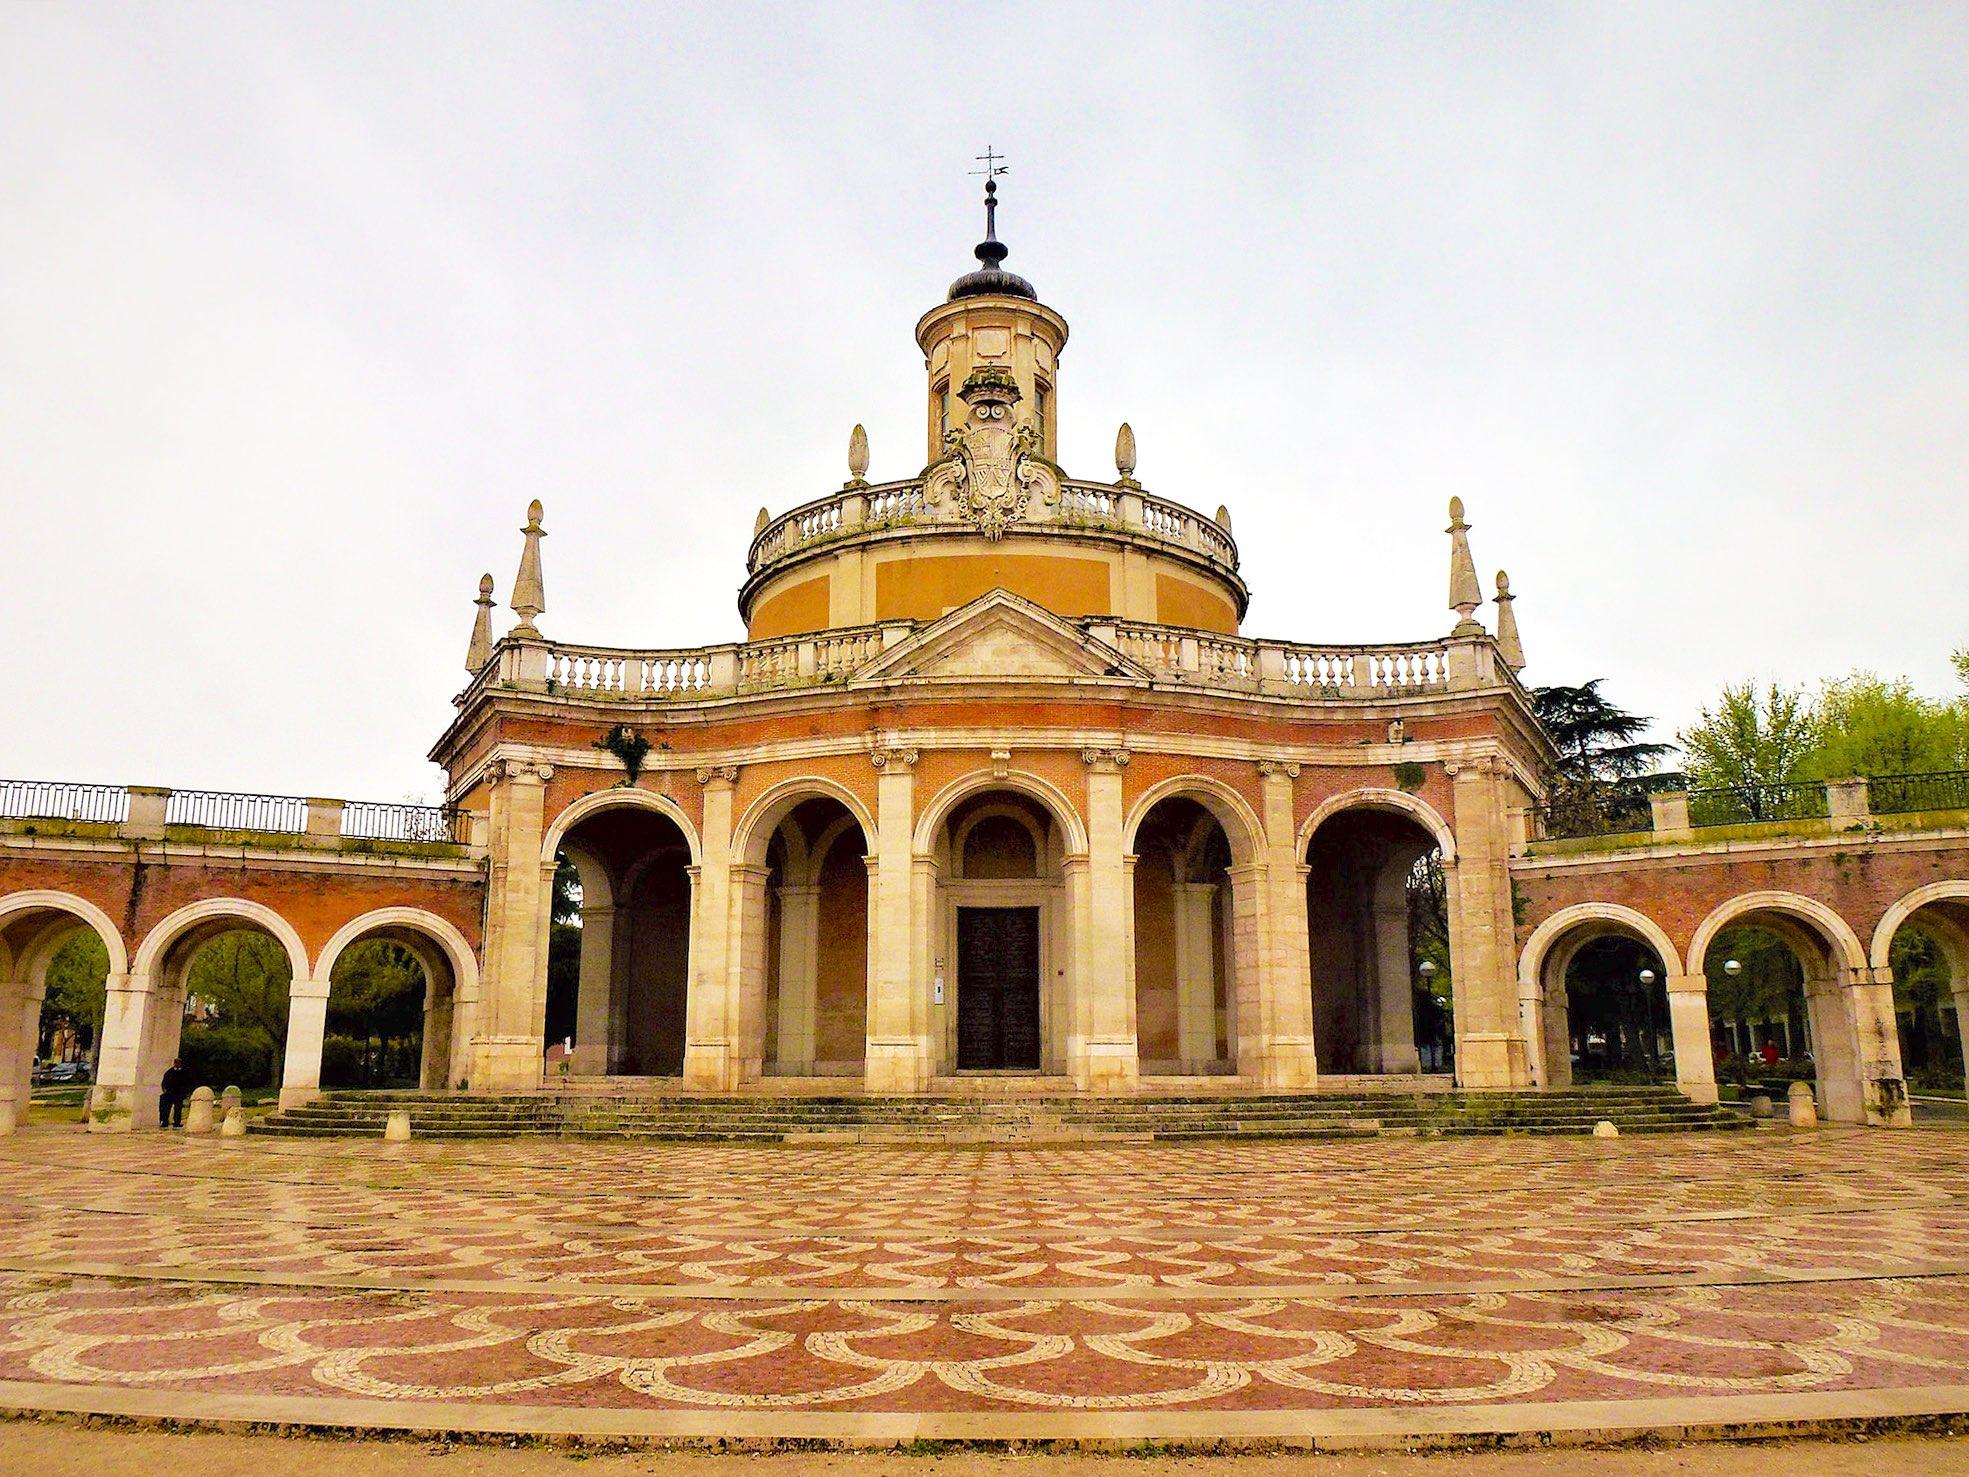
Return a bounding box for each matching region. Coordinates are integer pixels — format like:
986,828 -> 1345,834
727,861 -> 772,1085
865,743 -> 927,1092
87,971 -> 148,1131
1252,760 -> 1318,1090
683,766 -> 739,1090
1170,882 -> 1219,1070
774,884 -> 821,1074
0,979 -> 43,1134
1856,965 -> 1912,1127
1445,756 -> 1531,1088
471,758 -> 552,1092
1076,747 -> 1137,1093
278,977 -> 333,1108
569,903 -> 615,1076
1664,973 -> 1718,1105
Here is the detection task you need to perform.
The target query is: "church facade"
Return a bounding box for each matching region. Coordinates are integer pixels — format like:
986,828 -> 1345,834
432,195 -> 1550,1100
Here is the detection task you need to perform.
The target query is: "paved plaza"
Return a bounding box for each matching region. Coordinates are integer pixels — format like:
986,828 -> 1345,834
1,1124 -> 1968,1445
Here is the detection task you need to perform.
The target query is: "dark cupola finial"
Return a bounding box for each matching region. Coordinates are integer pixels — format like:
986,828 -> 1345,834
948,146 -> 1036,302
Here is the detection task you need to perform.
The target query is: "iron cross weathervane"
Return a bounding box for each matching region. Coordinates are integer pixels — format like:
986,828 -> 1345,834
971,146 -> 1008,238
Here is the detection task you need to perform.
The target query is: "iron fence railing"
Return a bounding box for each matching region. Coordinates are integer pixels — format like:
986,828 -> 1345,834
1536,789 -> 1654,840
1868,770 -> 1969,816
163,789 -> 309,833
0,780 -> 130,825
1687,781 -> 1830,827
341,800 -> 468,844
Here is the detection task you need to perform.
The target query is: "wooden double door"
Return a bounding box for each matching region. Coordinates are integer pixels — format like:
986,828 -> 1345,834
955,906 -> 1041,1071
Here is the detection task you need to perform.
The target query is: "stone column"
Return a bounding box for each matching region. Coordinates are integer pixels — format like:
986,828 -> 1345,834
1856,966 -> 1912,1127
472,758 -> 553,1091
1954,984 -> 1969,1109
1246,762 -> 1317,1089
1446,757 -> 1532,1088
1076,748 -> 1138,1093
1369,865 -> 1421,1073
1536,978 -> 1573,1088
278,977 -> 333,1108
1664,973 -> 1718,1105
683,766 -> 738,1090
774,884 -> 821,1074
864,744 -> 926,1093
727,861 -> 772,1085
1170,883 -> 1219,1070
87,971 -> 149,1131
0,979 -> 42,1134
569,903 -> 615,1076
420,981 -> 455,1091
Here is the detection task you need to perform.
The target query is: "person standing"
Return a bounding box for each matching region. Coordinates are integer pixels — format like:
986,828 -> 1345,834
158,1059 -> 189,1129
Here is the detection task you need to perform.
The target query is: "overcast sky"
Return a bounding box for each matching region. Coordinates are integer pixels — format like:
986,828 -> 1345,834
4,3 -> 1965,803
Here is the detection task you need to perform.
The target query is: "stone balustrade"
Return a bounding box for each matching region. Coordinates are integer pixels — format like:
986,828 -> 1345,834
1532,769 -> 1969,847
472,619 -> 1514,707
745,477 -> 1241,577
0,782 -> 469,847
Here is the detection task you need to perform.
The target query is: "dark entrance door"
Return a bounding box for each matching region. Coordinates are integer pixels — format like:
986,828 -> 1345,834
956,906 -> 1041,1070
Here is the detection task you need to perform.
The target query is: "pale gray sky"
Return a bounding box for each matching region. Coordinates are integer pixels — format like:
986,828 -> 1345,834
4,3 -> 1965,802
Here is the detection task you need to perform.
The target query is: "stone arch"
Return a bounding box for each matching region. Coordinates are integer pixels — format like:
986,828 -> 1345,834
1685,891 -> 1868,980
951,802 -> 1047,879
1870,881 -> 1969,973
309,908 -> 479,1094
734,776 -> 875,868
1124,775 -> 1264,868
314,908 -> 479,1000
913,768 -> 1089,856
1519,903 -> 1679,994
541,788 -> 701,868
0,890 -> 129,979
133,898 -> 311,985
1298,787 -> 1456,864
1517,902 -> 1684,1096
0,891 -> 131,1131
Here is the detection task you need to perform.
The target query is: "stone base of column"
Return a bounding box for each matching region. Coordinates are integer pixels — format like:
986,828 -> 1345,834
1248,1035 -> 1319,1091
469,1035 -> 543,1093
1456,1032 -> 1531,1088
683,1041 -> 736,1092
569,1044 -> 608,1076
277,1084 -> 324,1110
85,1084 -> 140,1133
864,1037 -> 929,1094
1862,1079 -> 1914,1128
1374,1045 -> 1423,1074
1076,1040 -> 1140,1095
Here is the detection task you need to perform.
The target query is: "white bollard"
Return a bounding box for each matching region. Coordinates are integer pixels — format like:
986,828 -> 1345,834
384,1109 -> 412,1143
1592,1120 -> 1619,1139
1787,1081 -> 1818,1128
1750,1094 -> 1775,1119
220,1086 -> 243,1118
184,1086 -> 216,1135
219,1107 -> 247,1139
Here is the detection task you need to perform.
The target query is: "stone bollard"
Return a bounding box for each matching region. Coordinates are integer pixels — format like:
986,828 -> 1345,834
384,1109 -> 412,1143
221,1086 -> 242,1118
184,1086 -> 216,1134
219,1107 -> 247,1139
1750,1094 -> 1775,1119
1592,1120 -> 1619,1138
1787,1081 -> 1818,1128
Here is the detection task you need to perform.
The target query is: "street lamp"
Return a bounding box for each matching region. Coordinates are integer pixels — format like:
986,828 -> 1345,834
1638,968 -> 1657,986
1418,960 -> 1438,983
1723,958 -> 1743,977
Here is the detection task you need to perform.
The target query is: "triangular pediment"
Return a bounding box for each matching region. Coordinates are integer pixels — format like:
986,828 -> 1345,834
851,590 -> 1150,685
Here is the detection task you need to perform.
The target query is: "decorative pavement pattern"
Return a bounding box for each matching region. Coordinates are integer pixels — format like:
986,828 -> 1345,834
1,1126 -> 1968,1425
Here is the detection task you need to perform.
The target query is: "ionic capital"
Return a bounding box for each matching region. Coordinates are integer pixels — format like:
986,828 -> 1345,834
869,744 -> 919,771
1256,759 -> 1300,780
1082,746 -> 1131,773
695,764 -> 739,787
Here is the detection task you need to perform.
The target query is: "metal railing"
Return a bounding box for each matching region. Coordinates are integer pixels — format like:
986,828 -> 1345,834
164,789 -> 309,833
341,800 -> 468,844
0,780 -> 129,825
1687,781 -> 1830,827
1536,789 -> 1654,840
1868,770 -> 1969,816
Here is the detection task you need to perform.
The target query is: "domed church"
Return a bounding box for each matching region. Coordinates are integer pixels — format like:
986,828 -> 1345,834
435,171 -> 1547,1100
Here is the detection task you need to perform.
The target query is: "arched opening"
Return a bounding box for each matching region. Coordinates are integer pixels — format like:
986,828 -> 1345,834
320,925 -> 463,1092
1131,796 -> 1236,1075
1534,923 -> 1674,1087
757,797 -> 870,1077
551,804 -> 694,1077
0,896 -> 122,1129
1872,887 -> 1969,1111
931,790 -> 1067,1075
1304,807 -> 1451,1077
1690,897 -> 1887,1125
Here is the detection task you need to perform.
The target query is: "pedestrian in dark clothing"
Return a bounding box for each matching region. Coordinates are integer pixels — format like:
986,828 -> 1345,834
159,1059 -> 189,1129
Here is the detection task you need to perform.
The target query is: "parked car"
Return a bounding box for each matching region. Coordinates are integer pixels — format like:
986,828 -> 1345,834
34,1061 -> 89,1085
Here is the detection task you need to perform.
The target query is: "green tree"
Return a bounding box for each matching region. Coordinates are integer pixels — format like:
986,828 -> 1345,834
185,932 -> 293,1081
326,940 -> 427,1087
39,929 -> 109,1064
1531,680 -> 1673,834
1678,682 -> 1818,791
1802,673 -> 1966,779
544,855 -> 583,1047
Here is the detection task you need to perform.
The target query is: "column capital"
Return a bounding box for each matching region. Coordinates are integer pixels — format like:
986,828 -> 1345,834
730,862 -> 773,884
1082,746 -> 1131,773
869,743 -> 919,771
1256,759 -> 1300,780
488,756 -> 554,783
1664,972 -> 1708,996
695,764 -> 739,787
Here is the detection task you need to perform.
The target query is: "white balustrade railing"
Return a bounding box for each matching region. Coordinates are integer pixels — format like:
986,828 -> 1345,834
746,478 -> 1242,575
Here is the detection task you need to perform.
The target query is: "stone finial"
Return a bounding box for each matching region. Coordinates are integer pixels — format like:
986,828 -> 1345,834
465,573 -> 495,673
1493,570 -> 1525,671
1446,497 -> 1484,635
1214,504 -> 1232,532
847,423 -> 869,486
510,500 -> 546,637
1115,422 -> 1138,486
754,506 -> 770,536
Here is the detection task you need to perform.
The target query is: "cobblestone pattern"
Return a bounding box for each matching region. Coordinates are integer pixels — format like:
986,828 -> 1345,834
0,1128 -> 1965,1414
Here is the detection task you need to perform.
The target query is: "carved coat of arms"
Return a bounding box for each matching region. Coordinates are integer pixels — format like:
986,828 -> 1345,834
925,365 -> 1060,540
